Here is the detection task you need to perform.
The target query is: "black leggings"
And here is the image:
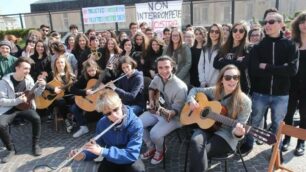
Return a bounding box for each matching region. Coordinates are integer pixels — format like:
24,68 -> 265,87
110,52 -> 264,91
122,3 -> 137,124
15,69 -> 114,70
0,109 -> 41,150
283,91 -> 306,144
189,129 -> 233,172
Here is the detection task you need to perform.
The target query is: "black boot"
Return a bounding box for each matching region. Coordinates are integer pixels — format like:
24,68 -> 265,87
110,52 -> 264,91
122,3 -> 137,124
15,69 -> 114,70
281,136 -> 290,152
294,141 -> 305,156
2,149 -> 15,163
32,139 -> 42,156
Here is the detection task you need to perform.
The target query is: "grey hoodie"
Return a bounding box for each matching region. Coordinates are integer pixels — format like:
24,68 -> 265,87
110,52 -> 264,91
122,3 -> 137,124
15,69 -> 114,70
0,73 -> 45,115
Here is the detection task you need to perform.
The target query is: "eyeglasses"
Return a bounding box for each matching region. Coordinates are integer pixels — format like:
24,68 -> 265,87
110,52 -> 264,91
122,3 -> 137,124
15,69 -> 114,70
232,28 -> 245,34
210,29 -> 220,34
223,75 -> 240,81
104,107 -> 120,116
251,34 -> 260,37
263,19 -> 280,25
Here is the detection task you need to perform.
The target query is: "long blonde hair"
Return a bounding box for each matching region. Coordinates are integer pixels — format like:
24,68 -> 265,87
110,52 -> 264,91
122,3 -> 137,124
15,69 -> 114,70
53,55 -> 74,85
214,65 -> 243,119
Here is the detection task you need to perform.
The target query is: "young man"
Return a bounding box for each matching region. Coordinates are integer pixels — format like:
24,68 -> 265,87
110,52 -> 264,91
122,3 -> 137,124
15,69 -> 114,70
0,57 -> 46,163
163,27 -> 171,45
129,22 -> 138,38
243,12 -> 298,154
0,40 -> 17,79
139,55 -> 188,164
70,89 -> 145,172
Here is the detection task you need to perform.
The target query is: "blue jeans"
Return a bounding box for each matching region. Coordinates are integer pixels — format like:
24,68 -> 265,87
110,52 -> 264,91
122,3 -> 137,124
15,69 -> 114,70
70,104 -> 87,126
129,105 -> 144,116
245,92 -> 289,147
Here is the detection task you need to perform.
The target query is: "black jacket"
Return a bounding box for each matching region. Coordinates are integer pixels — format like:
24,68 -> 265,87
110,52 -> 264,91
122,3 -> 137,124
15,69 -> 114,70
249,32 -> 298,96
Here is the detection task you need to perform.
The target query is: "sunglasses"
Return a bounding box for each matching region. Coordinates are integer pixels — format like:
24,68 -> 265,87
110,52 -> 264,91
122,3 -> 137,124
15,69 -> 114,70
104,107 -> 120,116
263,19 -> 280,25
210,29 -> 220,34
223,75 -> 240,81
232,28 -> 245,34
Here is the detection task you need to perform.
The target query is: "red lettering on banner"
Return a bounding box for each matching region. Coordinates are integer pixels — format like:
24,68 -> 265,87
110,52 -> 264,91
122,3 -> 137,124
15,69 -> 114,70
152,20 -> 179,29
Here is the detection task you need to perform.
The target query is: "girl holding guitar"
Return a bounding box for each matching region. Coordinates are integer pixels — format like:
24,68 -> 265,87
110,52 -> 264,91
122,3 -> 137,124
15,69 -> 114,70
46,55 -> 76,133
70,60 -> 101,138
186,65 -> 251,172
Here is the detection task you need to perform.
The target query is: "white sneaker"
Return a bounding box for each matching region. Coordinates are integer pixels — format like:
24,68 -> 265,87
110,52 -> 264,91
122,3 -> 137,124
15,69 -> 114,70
73,126 -> 89,138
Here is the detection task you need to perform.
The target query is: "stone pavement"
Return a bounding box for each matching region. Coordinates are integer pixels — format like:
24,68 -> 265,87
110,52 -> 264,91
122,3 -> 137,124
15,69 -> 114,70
0,119 -> 305,172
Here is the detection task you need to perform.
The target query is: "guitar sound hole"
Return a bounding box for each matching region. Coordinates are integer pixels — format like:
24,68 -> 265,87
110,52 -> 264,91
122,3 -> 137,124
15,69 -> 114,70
201,108 -> 210,118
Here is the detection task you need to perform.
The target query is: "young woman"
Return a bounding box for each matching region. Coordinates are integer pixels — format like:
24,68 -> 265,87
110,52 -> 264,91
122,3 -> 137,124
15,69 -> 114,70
132,32 -> 149,73
222,23 -> 232,44
108,56 -> 144,116
30,40 -> 52,82
65,34 -> 75,53
120,39 -> 134,57
145,38 -> 164,78
214,21 -> 250,94
184,30 -> 195,47
71,33 -> 90,76
118,31 -> 129,46
248,28 -> 264,45
198,24 -> 223,88
21,39 -> 36,58
190,27 -> 207,87
50,41 -> 78,76
187,65 -> 251,172
282,11 -> 306,156
70,60 -> 101,138
163,30 -> 191,84
47,55 -> 76,133
103,38 -> 121,82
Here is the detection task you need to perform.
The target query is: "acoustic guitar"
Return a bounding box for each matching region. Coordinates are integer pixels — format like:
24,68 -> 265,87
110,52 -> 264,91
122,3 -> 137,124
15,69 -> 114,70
75,73 -> 127,112
180,92 -> 276,145
15,73 -> 47,111
35,79 -> 68,109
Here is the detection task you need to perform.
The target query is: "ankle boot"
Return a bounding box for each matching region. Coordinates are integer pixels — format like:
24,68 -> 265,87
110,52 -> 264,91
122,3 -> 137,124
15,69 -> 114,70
2,149 -> 15,163
32,139 -> 42,156
294,141 -> 305,156
281,136 -> 290,152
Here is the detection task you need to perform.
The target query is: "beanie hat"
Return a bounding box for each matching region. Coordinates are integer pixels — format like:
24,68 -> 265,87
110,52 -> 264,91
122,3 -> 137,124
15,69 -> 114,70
0,40 -> 12,50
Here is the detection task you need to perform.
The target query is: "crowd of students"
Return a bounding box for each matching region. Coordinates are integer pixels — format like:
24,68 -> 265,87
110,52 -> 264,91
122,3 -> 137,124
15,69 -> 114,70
0,7 -> 305,172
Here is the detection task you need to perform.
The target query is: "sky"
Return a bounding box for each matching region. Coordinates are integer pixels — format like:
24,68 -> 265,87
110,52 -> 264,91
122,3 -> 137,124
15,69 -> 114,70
0,0 -> 37,15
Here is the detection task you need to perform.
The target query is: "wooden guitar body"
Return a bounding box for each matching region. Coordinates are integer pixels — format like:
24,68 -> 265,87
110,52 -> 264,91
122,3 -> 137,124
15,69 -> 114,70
75,79 -> 101,112
35,79 -> 65,109
180,92 -> 277,145
181,92 -> 226,130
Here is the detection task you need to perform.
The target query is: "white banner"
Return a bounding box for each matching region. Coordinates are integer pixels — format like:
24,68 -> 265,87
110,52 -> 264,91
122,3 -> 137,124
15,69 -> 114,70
135,1 -> 182,34
82,5 -> 126,24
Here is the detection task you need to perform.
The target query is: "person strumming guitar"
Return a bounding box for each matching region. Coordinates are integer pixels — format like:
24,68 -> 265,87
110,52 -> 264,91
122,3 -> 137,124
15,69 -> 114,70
186,64 -> 251,172
70,59 -> 102,138
0,57 -> 46,163
46,55 -> 76,133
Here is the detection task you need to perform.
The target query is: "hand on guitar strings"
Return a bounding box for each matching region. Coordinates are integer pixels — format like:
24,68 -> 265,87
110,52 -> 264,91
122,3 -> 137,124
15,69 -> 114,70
18,94 -> 28,103
159,107 -> 176,122
86,89 -> 95,96
232,123 -> 246,137
54,87 -> 62,94
189,100 -> 200,111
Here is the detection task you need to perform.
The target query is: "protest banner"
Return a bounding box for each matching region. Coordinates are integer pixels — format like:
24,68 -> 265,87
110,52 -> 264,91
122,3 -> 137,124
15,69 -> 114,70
135,1 -> 182,35
82,5 -> 126,24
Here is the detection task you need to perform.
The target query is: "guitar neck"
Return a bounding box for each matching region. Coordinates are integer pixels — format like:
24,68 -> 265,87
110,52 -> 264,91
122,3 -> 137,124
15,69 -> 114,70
207,112 -> 250,131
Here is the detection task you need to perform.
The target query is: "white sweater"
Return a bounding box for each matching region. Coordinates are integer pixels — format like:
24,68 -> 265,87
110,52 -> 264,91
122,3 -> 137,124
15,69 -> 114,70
198,48 -> 219,87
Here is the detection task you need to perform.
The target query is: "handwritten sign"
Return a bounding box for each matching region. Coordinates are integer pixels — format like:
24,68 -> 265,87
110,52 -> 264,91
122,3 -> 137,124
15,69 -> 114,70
135,1 -> 182,34
82,5 -> 126,24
